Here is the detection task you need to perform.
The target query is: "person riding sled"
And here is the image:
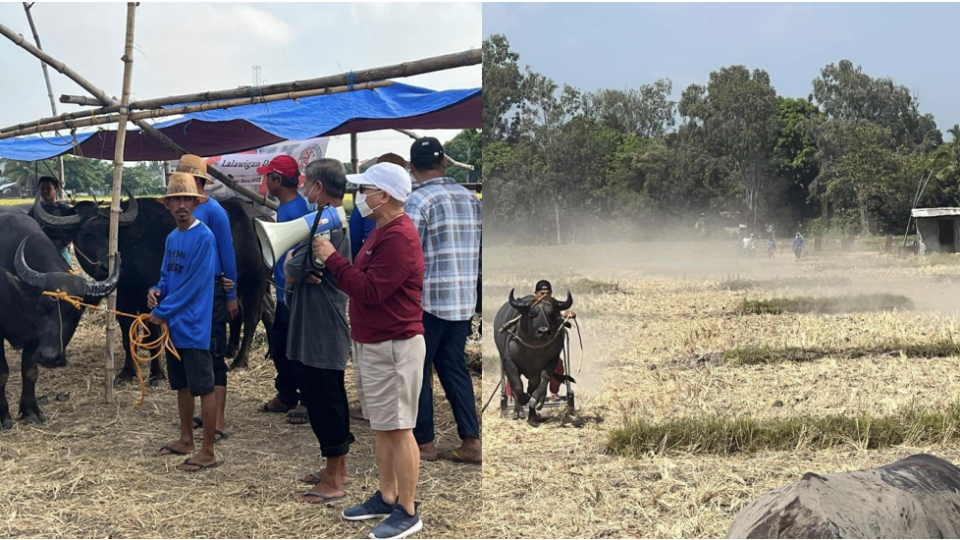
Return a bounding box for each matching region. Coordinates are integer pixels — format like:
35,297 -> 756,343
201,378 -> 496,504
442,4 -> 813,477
502,280 -> 575,404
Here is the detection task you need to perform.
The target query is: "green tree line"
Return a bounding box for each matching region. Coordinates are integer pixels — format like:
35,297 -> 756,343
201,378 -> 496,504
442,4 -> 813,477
483,34 -> 960,243
0,155 -> 165,197
1,128 -> 483,200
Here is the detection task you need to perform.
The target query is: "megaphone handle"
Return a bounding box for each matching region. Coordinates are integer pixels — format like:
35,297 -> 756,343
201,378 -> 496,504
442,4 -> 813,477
305,204 -> 331,271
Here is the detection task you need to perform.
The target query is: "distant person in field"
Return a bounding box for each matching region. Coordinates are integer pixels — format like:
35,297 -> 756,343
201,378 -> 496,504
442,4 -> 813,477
504,280 -> 576,404
741,234 -> 755,258
766,236 -> 776,259
793,233 -> 805,259
28,176 -> 75,264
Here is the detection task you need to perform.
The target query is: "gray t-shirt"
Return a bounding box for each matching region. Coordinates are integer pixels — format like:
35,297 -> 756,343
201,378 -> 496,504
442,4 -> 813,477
284,220 -> 352,370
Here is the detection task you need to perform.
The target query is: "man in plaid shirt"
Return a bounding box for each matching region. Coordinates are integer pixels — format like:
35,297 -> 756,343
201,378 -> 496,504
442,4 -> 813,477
406,137 -> 482,464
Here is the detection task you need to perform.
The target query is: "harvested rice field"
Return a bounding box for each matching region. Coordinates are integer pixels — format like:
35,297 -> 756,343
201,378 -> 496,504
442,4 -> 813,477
481,239 -> 960,538
0,305 -> 481,538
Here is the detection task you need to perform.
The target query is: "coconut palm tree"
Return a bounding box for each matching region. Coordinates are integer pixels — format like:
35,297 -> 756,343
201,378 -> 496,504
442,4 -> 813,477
930,124 -> 960,184
0,159 -> 38,195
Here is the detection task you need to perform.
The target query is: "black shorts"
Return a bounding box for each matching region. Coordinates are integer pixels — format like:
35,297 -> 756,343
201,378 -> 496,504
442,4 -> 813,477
168,348 -> 215,397
210,279 -> 229,359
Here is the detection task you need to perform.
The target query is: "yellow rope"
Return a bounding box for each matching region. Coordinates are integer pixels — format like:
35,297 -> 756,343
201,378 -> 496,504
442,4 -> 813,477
41,290 -> 180,408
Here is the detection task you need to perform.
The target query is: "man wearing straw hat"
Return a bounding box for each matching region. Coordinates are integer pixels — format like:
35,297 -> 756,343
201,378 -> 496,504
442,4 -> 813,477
146,172 -> 219,472
176,155 -> 239,444
313,162 -> 425,539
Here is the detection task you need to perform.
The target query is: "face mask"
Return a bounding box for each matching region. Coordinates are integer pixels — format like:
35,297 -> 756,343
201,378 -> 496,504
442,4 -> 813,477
356,191 -> 383,218
303,183 -> 319,212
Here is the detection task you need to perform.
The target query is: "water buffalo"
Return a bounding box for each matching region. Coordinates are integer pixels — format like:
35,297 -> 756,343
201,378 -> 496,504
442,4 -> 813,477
32,193 -> 274,385
0,214 -> 119,428
0,203 -> 32,215
493,289 -> 573,425
728,453 -> 960,539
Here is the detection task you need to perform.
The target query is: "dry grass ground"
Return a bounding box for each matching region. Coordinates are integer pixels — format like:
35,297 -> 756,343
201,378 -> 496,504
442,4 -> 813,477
482,240 -> 960,538
0,309 -> 481,538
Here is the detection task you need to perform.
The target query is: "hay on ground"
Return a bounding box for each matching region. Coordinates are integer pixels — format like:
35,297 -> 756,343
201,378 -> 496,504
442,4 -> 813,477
0,309 -> 480,538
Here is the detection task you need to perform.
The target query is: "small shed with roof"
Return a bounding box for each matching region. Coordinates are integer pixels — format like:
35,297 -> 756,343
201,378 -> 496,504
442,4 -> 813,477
911,208 -> 960,254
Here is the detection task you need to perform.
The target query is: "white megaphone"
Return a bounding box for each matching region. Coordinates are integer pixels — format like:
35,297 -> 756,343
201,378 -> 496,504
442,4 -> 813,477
255,205 -> 347,269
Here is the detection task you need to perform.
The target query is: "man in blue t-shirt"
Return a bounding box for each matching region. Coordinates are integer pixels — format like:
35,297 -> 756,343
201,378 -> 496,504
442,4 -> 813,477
177,155 -> 240,443
146,172 -> 218,473
256,155 -> 310,423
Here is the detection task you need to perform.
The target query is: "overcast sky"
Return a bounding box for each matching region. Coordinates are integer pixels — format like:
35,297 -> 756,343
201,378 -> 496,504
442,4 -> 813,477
0,2 -> 481,163
484,3 -> 960,136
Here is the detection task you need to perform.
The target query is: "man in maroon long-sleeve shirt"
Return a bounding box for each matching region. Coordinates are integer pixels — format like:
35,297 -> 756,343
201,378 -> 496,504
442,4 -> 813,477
313,162 -> 426,540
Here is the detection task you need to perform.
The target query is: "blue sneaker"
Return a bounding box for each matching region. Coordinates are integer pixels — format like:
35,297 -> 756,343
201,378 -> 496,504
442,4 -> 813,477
368,505 -> 422,539
342,491 -> 394,521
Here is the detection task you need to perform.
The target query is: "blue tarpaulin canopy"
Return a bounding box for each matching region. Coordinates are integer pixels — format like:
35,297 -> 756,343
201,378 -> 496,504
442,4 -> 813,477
0,82 -> 480,162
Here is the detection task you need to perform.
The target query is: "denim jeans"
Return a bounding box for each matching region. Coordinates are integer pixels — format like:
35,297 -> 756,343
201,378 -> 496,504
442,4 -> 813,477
414,312 -> 479,445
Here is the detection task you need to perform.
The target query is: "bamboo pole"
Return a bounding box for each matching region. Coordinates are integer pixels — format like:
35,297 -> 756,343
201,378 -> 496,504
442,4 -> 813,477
1,81 -> 393,140
59,95 -> 100,106
350,133 -> 359,174
21,2 -> 66,191
0,20 -> 278,211
0,48 -> 480,134
104,2 -> 137,403
393,128 -> 475,171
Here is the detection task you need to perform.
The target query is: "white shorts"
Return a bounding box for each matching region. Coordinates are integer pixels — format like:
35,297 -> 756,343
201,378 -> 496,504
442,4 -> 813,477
352,335 -> 425,431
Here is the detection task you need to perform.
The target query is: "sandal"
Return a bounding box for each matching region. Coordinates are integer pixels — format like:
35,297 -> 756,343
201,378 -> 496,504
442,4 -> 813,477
260,398 -> 289,414
200,430 -> 229,444
297,489 -> 346,503
300,471 -> 352,485
157,445 -> 188,456
178,459 -> 219,473
286,406 -> 309,425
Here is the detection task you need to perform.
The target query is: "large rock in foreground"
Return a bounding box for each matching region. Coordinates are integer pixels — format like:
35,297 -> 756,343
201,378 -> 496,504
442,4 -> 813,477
728,454 -> 960,539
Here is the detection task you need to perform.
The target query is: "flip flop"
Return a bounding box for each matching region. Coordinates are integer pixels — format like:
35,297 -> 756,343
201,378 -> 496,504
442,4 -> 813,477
438,449 -> 481,464
297,489 -> 346,504
300,471 -> 352,485
178,459 -> 219,472
286,408 -> 309,425
192,416 -> 203,430
157,445 -> 188,456
200,430 -> 229,444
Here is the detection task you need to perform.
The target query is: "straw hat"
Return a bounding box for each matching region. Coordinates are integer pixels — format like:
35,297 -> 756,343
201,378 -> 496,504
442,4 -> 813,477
161,172 -> 208,203
176,154 -> 211,184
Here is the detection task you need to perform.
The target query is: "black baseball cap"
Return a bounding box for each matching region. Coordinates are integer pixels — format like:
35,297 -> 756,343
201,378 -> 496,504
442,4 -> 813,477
535,280 -> 552,293
38,176 -> 61,189
410,137 -> 444,165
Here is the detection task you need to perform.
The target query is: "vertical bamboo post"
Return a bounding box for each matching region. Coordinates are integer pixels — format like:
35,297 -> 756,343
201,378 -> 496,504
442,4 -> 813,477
350,133 -> 359,173
21,2 -> 66,190
105,2 -> 137,403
